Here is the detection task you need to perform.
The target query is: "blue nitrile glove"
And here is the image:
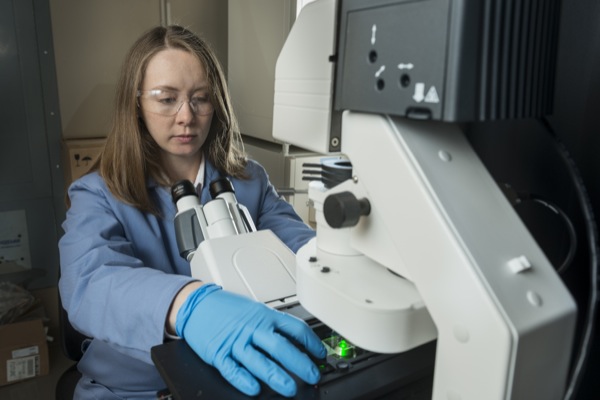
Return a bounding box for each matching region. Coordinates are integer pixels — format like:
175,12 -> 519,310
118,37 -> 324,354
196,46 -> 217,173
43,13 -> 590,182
175,283 -> 327,398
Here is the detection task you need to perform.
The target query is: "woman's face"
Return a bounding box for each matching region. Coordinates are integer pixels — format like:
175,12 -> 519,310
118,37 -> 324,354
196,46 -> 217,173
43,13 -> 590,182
138,48 -> 214,170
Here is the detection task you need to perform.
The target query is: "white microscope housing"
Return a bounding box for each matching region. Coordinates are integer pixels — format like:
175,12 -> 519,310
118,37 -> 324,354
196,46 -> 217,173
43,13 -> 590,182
273,1 -> 577,399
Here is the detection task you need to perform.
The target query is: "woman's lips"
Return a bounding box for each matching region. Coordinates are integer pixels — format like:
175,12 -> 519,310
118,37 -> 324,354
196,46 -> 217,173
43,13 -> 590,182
173,134 -> 196,143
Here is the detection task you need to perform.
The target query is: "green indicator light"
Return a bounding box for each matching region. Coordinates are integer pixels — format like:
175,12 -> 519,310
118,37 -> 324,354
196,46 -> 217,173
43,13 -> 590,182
338,340 -> 349,357
322,334 -> 358,358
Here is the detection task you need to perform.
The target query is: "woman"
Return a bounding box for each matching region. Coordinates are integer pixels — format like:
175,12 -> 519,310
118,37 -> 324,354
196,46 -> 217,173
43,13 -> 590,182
59,25 -> 325,399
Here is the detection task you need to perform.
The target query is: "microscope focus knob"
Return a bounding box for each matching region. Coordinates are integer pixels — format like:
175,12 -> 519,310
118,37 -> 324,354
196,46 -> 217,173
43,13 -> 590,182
323,191 -> 371,228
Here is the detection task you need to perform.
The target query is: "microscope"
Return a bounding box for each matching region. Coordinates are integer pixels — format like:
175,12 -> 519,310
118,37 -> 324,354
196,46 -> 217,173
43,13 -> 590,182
171,177 -> 300,310
166,1 -> 577,398
272,0 -> 576,399
173,178 -> 443,399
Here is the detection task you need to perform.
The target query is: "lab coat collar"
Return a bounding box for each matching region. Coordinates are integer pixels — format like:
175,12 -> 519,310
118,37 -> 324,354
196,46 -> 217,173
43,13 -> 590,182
193,157 -> 206,194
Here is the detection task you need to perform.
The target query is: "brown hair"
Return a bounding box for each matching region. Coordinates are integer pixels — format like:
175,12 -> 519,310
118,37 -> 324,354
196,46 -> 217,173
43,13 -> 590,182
90,25 -> 247,214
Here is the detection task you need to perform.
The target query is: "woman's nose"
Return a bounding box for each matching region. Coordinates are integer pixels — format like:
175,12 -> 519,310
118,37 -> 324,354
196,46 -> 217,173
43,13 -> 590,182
175,101 -> 195,123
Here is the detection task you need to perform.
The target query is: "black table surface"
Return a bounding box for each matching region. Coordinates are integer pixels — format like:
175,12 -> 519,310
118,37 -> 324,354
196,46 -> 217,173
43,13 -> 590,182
151,338 -> 435,400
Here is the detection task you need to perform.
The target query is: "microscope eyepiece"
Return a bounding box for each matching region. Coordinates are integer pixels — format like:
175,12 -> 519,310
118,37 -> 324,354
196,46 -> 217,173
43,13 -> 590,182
207,177 -> 255,234
209,177 -> 235,199
171,180 -> 202,261
171,180 -> 197,204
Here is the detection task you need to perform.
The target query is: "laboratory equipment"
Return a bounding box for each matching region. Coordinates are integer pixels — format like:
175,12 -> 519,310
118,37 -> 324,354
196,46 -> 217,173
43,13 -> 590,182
273,1 -> 577,399
171,177 -> 299,309
170,176 -> 437,398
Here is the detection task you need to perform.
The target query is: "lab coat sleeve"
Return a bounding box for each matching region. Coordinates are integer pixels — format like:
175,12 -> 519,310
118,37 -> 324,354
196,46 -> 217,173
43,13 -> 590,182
244,161 -> 315,253
58,175 -> 195,364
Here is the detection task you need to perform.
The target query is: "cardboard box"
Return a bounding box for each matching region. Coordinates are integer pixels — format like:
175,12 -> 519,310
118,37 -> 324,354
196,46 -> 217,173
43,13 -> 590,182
0,319 -> 49,386
62,138 -> 106,186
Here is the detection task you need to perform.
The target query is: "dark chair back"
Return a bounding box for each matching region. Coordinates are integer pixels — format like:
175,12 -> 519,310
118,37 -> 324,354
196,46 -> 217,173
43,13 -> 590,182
55,295 -> 89,400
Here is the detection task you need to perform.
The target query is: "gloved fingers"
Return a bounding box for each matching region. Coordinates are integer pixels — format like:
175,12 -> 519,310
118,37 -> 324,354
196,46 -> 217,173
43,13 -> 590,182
253,329 -> 321,385
212,354 -> 261,397
233,343 -> 298,398
272,312 -> 327,359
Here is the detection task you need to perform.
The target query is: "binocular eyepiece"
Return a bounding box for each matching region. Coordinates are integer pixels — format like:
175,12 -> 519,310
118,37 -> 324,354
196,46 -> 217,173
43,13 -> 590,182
171,177 -> 255,261
171,177 -> 236,204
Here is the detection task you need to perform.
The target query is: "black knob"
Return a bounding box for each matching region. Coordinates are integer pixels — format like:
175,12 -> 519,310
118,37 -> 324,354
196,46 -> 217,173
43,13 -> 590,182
323,191 -> 370,228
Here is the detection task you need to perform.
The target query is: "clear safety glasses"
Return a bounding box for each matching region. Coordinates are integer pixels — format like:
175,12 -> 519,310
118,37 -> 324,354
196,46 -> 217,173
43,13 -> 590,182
137,89 -> 214,116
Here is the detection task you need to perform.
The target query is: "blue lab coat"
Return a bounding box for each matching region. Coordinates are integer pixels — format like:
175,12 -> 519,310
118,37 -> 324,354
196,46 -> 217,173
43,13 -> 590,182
58,159 -> 315,399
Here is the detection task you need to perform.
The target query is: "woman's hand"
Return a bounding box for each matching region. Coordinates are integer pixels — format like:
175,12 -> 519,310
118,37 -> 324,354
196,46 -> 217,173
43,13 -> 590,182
174,283 -> 327,397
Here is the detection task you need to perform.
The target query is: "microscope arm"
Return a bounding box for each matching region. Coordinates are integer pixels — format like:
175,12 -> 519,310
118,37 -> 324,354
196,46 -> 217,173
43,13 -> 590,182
296,111 -> 576,400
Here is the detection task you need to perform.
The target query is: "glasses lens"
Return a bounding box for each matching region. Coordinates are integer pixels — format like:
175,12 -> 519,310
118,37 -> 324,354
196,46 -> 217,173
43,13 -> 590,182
138,90 -> 213,116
